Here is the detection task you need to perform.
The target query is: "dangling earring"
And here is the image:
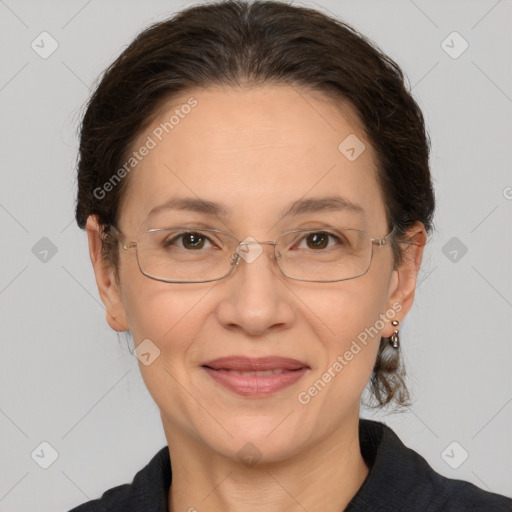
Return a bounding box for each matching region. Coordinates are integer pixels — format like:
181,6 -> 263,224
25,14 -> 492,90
390,320 -> 400,349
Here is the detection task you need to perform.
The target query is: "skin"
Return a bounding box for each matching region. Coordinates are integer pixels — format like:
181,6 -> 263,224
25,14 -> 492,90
86,84 -> 425,512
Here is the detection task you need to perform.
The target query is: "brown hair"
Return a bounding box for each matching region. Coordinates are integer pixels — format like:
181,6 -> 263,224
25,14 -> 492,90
75,0 -> 434,409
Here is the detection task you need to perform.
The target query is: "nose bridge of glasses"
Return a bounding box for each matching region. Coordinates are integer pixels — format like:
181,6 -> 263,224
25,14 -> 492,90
238,239 -> 277,248
233,238 -> 279,266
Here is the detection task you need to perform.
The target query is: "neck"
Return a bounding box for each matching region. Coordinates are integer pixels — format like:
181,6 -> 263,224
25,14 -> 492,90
166,414 -> 369,512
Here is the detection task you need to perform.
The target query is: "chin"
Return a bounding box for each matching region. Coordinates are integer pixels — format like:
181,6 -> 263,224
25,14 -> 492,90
207,414 -> 311,465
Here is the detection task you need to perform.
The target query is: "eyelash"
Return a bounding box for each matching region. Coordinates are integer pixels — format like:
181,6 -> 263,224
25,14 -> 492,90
164,232 -> 218,250
164,230 -> 344,250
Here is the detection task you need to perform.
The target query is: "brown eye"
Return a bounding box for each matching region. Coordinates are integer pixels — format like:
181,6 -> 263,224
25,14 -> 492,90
181,232 -> 207,250
299,231 -> 341,250
163,232 -> 212,250
306,232 -> 329,249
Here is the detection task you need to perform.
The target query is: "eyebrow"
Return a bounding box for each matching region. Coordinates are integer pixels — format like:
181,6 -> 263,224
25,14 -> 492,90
146,195 -> 365,219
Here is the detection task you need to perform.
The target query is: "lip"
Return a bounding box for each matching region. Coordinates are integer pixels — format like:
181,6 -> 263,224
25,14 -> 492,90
201,356 -> 310,397
202,356 -> 309,371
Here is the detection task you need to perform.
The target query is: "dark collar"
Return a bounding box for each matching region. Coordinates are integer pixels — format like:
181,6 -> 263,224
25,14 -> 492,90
70,419 -> 512,511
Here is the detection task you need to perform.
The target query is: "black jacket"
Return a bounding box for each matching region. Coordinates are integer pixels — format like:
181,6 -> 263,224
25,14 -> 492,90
69,419 -> 512,511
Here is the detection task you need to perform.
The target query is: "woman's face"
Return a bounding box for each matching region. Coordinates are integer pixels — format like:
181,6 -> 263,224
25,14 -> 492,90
89,84 -> 422,462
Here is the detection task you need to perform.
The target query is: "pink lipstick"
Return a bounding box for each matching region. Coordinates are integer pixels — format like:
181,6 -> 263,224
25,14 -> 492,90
201,356 -> 310,397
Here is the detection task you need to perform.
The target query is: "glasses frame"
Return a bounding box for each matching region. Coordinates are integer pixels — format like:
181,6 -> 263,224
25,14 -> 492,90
109,224 -> 396,284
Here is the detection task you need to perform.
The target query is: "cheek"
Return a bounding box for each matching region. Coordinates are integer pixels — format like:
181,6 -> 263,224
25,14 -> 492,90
319,268 -> 391,345
122,277 -> 214,346
119,275 -> 216,425
305,272 -> 392,396
117,251 -> 206,340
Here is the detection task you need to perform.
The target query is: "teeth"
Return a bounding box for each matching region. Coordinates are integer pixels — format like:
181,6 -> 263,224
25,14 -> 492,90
221,369 -> 286,376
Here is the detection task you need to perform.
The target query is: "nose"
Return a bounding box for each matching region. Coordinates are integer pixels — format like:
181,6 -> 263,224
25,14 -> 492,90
215,238 -> 295,337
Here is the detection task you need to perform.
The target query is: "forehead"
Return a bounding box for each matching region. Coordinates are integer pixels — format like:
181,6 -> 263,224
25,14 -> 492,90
119,84 -> 386,232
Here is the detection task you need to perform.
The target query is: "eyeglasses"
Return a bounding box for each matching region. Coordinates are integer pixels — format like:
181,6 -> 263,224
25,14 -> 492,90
110,224 -> 395,283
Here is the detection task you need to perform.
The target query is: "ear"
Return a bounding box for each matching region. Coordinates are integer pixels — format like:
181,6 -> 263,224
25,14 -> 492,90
86,215 -> 129,332
382,221 -> 427,337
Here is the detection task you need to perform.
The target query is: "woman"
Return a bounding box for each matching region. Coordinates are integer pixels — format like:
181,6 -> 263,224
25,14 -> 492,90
69,1 -> 511,510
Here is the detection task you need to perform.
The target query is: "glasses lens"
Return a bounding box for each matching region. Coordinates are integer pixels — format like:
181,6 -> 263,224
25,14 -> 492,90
133,227 -> 373,283
136,227 -> 237,282
276,228 -> 372,282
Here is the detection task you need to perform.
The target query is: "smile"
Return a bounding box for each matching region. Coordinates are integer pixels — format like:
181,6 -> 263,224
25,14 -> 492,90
201,356 -> 310,397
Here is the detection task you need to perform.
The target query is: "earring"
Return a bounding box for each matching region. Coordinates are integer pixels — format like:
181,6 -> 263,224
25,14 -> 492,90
390,320 -> 400,349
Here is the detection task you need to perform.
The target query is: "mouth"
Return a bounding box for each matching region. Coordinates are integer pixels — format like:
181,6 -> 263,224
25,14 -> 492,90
201,356 -> 310,397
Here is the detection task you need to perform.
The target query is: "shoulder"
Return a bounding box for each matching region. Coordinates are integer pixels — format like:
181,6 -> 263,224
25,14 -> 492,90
351,419 -> 512,512
68,483 -> 132,512
431,477 -> 512,511
67,446 -> 171,512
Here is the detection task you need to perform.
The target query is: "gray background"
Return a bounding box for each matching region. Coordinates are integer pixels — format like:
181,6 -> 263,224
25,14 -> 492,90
1,0 -> 511,510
